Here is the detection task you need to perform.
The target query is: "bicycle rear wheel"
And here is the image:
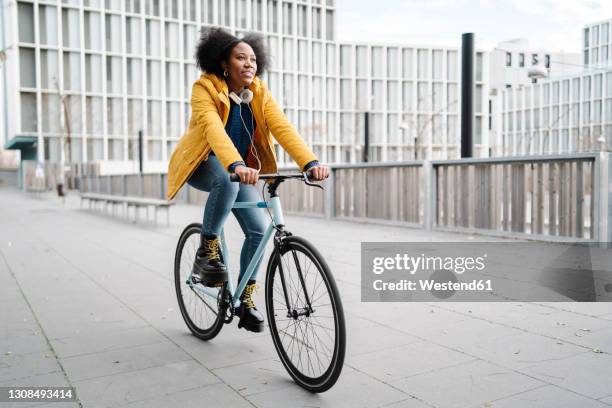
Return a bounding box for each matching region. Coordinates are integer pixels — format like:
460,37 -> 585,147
174,223 -> 226,340
265,235 -> 346,393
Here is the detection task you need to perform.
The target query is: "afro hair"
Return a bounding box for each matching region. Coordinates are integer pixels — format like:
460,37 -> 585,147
195,27 -> 269,77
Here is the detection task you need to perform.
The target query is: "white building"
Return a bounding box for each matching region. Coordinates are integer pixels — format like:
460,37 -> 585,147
583,19 -> 612,68
488,38 -> 581,156
497,23 -> 612,156
2,0 -> 493,178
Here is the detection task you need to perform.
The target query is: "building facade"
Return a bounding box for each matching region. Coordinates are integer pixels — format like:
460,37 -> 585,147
497,23 -> 612,156
2,0 -> 493,176
583,19 -> 612,68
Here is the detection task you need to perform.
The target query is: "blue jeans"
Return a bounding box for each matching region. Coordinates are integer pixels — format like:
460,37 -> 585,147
187,155 -> 267,282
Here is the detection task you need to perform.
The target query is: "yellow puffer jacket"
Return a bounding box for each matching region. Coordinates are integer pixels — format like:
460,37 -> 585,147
166,73 -> 318,200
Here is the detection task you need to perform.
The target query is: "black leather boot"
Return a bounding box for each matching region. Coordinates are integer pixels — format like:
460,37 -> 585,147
192,235 -> 228,287
237,281 -> 265,332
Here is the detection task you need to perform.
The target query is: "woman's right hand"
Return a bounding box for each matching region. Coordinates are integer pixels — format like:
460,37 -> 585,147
234,165 -> 259,185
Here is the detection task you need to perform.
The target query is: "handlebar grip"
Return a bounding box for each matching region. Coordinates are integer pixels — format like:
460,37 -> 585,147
229,173 -> 241,182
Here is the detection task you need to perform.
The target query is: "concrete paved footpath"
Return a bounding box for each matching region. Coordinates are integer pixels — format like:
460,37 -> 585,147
1,187 -> 611,408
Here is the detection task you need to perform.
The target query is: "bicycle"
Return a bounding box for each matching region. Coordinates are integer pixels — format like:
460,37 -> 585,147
174,171 -> 346,393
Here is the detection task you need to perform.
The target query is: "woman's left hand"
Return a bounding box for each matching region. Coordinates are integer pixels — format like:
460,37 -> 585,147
309,165 -> 329,181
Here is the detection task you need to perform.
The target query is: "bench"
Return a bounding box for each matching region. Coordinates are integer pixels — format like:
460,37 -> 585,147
80,193 -> 174,226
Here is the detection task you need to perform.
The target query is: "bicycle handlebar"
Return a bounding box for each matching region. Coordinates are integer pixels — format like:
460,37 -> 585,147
229,169 -> 316,183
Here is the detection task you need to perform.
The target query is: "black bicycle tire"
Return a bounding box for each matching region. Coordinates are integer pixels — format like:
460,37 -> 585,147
265,235 -> 346,393
174,223 -> 225,340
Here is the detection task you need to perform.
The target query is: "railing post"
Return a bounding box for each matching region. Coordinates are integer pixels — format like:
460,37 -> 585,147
138,173 -> 143,197
160,173 -> 167,200
324,167 -> 336,219
424,160 -> 436,230
596,152 -> 611,242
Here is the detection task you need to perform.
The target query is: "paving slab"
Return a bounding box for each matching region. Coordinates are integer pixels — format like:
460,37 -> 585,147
1,188 -> 612,408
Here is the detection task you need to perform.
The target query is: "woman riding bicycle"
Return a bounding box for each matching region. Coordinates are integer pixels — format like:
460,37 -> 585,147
166,28 -> 329,333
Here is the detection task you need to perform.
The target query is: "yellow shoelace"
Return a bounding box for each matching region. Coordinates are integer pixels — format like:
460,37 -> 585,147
243,284 -> 257,309
207,238 -> 221,262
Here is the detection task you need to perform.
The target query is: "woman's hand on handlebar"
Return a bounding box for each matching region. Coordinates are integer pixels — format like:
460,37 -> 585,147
233,165 -> 259,185
308,165 -> 329,181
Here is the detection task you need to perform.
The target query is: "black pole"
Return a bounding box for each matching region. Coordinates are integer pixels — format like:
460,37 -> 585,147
138,130 -> 143,174
363,112 -> 369,162
461,33 -> 474,158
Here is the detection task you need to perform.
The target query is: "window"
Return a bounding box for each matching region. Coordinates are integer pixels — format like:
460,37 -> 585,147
62,8 -> 80,48
41,94 -> 61,133
298,40 -> 308,72
584,27 -> 590,48
164,0 -> 178,19
127,58 -> 142,95
312,42 -> 323,74
298,5 -> 307,37
106,98 -> 123,135
417,49 -> 429,79
126,0 -> 141,13
127,17 -> 142,54
372,80 -> 384,110
475,52 -> 483,82
403,49 -> 414,78
86,97 -> 104,135
356,46 -> 367,77
85,11 -> 102,50
252,0 -> 263,31
283,38 -> 294,71
183,25 -> 197,60
166,62 -> 180,98
147,101 -> 162,136
106,56 -> 122,94
282,2 -> 293,35
340,45 -> 351,76
387,81 -> 399,110
506,52 -> 512,67
519,53 -> 525,67
19,48 -> 36,88
146,20 -> 161,57
326,10 -> 333,40
372,47 -> 383,77
105,15 -> 122,53
268,0 -> 278,32
39,5 -> 58,46
312,7 -> 322,39
20,93 -> 37,132
340,79 -> 351,109
237,0 -> 248,28
388,48 -> 400,78
40,50 -> 59,90
165,23 -> 179,59
326,45 -> 336,75
18,2 -> 35,44
166,102 -> 180,137
446,50 -> 457,80
146,60 -> 162,96
85,54 -> 103,93
183,0 -> 196,21
63,52 -> 81,91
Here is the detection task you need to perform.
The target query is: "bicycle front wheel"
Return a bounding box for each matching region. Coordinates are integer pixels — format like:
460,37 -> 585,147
174,223 -> 226,340
265,235 -> 346,393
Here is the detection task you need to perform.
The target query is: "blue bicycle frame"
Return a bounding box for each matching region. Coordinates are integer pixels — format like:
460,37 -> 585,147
188,195 -> 284,309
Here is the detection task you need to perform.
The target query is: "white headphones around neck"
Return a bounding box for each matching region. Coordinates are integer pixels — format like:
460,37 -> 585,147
229,88 -> 253,104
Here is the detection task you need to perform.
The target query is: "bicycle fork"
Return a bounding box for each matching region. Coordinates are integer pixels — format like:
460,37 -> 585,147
274,232 -> 315,320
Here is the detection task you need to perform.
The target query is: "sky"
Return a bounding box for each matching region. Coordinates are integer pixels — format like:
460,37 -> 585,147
335,0 -> 612,53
